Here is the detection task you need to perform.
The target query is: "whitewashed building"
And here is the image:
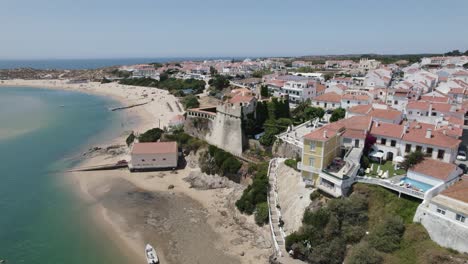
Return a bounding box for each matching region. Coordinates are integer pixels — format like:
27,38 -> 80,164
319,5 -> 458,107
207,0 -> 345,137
129,142 -> 178,171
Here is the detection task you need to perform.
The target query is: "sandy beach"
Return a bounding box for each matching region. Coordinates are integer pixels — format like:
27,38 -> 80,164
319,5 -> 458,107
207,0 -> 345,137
0,79 -> 273,264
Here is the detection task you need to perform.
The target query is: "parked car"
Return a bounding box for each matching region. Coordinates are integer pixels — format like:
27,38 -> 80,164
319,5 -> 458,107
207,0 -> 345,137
457,150 -> 467,161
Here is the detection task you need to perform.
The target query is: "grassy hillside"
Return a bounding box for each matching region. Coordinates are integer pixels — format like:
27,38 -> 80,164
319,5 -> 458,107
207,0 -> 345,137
286,183 -> 468,264
351,184 -> 468,264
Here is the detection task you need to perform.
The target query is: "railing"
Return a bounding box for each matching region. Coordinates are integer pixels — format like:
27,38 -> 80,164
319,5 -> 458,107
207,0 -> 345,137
356,177 -> 425,199
266,159 -> 281,256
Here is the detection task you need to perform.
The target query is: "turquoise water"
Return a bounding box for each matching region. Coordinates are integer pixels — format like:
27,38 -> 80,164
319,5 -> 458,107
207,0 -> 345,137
402,177 -> 433,192
0,87 -> 129,264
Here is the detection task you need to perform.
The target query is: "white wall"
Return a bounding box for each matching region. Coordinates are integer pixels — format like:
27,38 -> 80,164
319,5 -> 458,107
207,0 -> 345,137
131,152 -> 178,169
407,171 -> 445,186
414,203 -> 468,253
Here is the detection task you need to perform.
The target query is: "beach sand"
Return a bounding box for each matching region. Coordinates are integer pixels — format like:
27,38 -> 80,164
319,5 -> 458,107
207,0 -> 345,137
0,79 -> 273,264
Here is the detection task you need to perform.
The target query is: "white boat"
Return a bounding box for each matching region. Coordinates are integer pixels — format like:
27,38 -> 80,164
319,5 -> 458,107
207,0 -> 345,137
145,244 -> 159,264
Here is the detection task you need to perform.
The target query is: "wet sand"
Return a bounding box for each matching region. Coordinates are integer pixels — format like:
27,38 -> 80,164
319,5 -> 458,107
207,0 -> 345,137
92,178 -> 240,264
2,79 -> 274,264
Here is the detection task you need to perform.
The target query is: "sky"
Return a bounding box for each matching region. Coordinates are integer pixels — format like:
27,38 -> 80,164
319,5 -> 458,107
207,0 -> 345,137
1,0 -> 468,59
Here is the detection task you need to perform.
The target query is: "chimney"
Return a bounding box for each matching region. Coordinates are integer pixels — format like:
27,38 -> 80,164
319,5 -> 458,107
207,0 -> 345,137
323,130 -> 328,139
425,129 -> 432,139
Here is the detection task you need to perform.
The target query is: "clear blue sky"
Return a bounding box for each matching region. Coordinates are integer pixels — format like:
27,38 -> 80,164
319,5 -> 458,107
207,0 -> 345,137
1,0 -> 467,59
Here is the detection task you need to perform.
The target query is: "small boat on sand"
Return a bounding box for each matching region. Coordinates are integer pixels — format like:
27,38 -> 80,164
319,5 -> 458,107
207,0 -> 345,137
145,244 -> 159,264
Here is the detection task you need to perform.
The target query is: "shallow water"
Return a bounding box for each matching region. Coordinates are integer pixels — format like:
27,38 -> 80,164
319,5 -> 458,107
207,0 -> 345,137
0,87 -> 129,264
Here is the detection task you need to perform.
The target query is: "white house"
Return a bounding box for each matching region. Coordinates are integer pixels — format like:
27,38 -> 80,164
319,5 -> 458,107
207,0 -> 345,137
280,80 -> 317,105
130,142 -> 178,171
407,159 -> 461,189
414,176 -> 468,253
311,92 -> 342,110
340,92 -> 372,109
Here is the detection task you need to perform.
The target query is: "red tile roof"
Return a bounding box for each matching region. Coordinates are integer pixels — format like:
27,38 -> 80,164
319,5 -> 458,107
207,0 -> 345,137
229,94 -> 255,104
348,104 -> 372,114
342,94 -> 371,101
410,159 -> 457,181
440,176 -> 468,203
343,129 -> 367,139
407,101 -> 430,110
313,92 -> 342,103
369,108 -> 402,121
370,122 -> 404,138
402,121 -> 461,148
304,116 -> 371,141
132,142 -> 178,155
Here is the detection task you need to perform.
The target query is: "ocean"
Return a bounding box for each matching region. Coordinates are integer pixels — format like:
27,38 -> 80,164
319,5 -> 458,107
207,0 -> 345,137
0,57 -> 247,70
0,87 -> 128,264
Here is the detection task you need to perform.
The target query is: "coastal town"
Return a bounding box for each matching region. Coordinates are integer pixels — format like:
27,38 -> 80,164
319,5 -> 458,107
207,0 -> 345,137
1,52 -> 468,264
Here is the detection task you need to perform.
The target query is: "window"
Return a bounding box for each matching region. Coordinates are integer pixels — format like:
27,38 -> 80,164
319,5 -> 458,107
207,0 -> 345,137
152,159 -> 156,161
437,149 -> 445,159
141,159 -> 145,162
409,111 -> 413,115
309,157 -> 315,166
456,214 -> 466,223
163,158 -> 166,161
416,145 -> 422,152
426,147 -> 433,155
390,140 -> 396,147
310,142 -> 316,151
436,208 -> 446,215
381,138 -> 387,145
405,144 -> 412,153
394,100 -> 398,105
432,112 -> 437,116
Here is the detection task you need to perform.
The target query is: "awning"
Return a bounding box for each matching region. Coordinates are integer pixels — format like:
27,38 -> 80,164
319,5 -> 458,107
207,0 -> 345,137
369,151 -> 384,159
395,156 -> 404,163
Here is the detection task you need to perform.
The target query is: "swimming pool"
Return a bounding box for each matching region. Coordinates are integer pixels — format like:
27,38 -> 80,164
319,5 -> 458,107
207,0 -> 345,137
401,177 -> 434,192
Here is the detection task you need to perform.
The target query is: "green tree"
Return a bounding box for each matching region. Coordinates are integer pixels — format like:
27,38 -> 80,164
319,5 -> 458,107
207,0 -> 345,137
401,151 -> 425,170
260,85 -> 269,97
126,132 -> 136,146
330,108 -> 346,122
368,215 -> 405,253
209,74 -> 230,90
181,95 -> 200,109
347,241 -> 383,264
254,202 -> 269,225
209,66 -> 218,75
139,128 -> 164,142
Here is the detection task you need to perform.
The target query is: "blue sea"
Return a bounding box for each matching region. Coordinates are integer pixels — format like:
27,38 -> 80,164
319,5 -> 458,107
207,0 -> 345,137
0,57 -> 247,70
0,87 -> 129,264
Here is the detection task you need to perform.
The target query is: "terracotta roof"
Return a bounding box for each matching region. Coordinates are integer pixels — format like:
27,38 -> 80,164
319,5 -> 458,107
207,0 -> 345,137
304,125 -> 343,141
409,159 -> 458,181
304,116 -> 371,141
339,115 -> 373,131
342,129 -> 367,139
369,108 -> 402,121
440,176 -> 468,203
348,104 -> 372,114
407,101 -> 430,110
316,83 -> 326,93
132,142 -> 178,155
342,94 -> 371,101
402,121 -> 461,148
229,94 -> 255,104
420,95 -> 450,103
370,122 -> 404,138
313,92 -> 341,103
